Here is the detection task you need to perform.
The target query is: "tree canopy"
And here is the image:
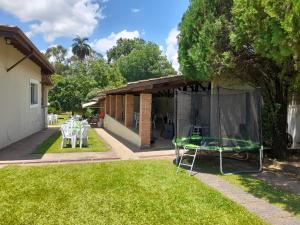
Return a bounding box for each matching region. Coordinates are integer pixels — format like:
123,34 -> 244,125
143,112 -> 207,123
44,45 -> 68,75
178,0 -> 300,159
46,35 -> 176,114
107,38 -> 145,63
178,0 -> 232,81
115,40 -> 176,82
48,59 -> 124,113
49,75 -> 97,114
72,36 -> 92,61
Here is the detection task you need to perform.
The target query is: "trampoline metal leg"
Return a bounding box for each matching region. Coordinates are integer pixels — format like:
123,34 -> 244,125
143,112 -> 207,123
189,148 -> 198,176
219,150 -> 224,175
176,150 -> 184,175
175,144 -> 180,165
219,146 -> 264,175
258,146 -> 263,172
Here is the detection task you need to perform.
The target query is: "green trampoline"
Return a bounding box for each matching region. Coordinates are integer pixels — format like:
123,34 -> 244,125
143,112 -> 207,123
174,88 -> 263,175
173,135 -> 263,175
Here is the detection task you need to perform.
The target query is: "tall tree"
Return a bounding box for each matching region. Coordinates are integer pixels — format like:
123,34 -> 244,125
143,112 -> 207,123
116,42 -> 176,82
86,59 -> 125,88
231,0 -> 300,159
44,45 -> 68,74
107,38 -> 145,63
49,75 -> 97,114
178,0 -> 300,159
72,36 -> 92,61
45,45 -> 67,63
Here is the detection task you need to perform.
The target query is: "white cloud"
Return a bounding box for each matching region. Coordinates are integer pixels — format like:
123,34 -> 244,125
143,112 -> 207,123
0,0 -> 103,42
131,8 -> 140,13
66,47 -> 73,59
91,30 -> 140,56
165,27 -> 180,72
159,45 -> 165,52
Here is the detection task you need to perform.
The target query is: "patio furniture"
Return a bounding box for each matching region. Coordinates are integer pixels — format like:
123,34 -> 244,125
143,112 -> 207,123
48,114 -> 53,125
78,125 -> 90,148
134,112 -> 140,128
152,114 -> 157,129
61,124 -> 77,149
60,118 -> 91,149
89,115 -> 98,128
53,114 -> 58,123
166,113 -> 173,124
48,114 -> 58,125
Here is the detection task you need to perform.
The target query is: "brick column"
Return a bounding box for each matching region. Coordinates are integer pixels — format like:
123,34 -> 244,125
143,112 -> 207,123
110,95 -> 116,118
115,95 -> 123,121
139,93 -> 152,148
105,95 -> 110,115
124,94 -> 134,127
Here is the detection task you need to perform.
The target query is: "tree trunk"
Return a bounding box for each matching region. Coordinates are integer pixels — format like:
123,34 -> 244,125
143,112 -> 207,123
271,81 -> 288,160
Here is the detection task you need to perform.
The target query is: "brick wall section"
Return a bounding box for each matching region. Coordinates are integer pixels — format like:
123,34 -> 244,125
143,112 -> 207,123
124,94 -> 134,127
139,93 -> 152,148
115,95 -> 123,121
110,95 -> 116,118
105,95 -> 110,115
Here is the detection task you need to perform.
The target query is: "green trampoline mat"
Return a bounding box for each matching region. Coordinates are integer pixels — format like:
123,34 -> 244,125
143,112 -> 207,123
173,136 -> 260,152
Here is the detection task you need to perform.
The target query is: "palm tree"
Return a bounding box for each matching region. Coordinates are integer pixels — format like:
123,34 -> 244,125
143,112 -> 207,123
72,36 -> 92,62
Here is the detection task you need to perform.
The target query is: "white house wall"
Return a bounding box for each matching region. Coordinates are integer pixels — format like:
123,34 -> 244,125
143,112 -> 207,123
0,37 -> 45,149
104,114 -> 141,147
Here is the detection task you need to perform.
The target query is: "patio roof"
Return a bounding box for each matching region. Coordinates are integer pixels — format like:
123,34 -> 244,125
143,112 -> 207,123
82,101 -> 98,108
104,75 -> 210,95
0,25 -> 54,76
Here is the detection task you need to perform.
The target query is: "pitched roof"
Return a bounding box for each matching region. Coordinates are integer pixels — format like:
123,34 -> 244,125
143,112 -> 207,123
0,25 -> 54,75
104,75 -> 210,95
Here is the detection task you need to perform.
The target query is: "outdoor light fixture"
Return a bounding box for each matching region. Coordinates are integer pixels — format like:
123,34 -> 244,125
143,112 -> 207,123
5,38 -> 12,45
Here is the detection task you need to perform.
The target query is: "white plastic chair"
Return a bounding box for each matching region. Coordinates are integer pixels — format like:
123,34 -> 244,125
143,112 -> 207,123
78,125 -> 90,148
54,114 -> 58,124
152,114 -> 157,129
60,124 -> 77,149
134,112 -> 140,128
192,126 -> 203,135
81,120 -> 89,126
166,113 -> 173,124
48,114 -> 54,125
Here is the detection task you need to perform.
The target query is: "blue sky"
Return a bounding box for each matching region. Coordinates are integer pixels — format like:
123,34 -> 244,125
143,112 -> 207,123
0,0 -> 189,70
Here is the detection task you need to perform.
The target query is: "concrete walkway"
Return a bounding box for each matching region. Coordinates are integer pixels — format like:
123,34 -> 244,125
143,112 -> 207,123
194,172 -> 300,225
0,127 -> 59,161
94,128 -> 137,160
95,128 -> 176,160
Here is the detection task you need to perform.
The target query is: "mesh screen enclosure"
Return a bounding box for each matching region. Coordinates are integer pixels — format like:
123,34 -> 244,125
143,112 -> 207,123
174,87 -> 262,151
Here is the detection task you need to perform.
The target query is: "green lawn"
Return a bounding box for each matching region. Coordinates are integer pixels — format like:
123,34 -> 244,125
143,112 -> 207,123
0,161 -> 266,225
33,128 -> 110,154
221,173 -> 300,218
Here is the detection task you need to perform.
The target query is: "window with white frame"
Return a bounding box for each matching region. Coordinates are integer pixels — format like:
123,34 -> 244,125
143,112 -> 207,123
30,79 -> 39,106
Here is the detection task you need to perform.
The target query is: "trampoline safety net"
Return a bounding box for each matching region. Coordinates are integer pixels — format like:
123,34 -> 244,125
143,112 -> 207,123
174,87 -> 262,151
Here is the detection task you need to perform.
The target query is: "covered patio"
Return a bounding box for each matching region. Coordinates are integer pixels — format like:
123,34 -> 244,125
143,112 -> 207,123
102,75 -> 210,149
